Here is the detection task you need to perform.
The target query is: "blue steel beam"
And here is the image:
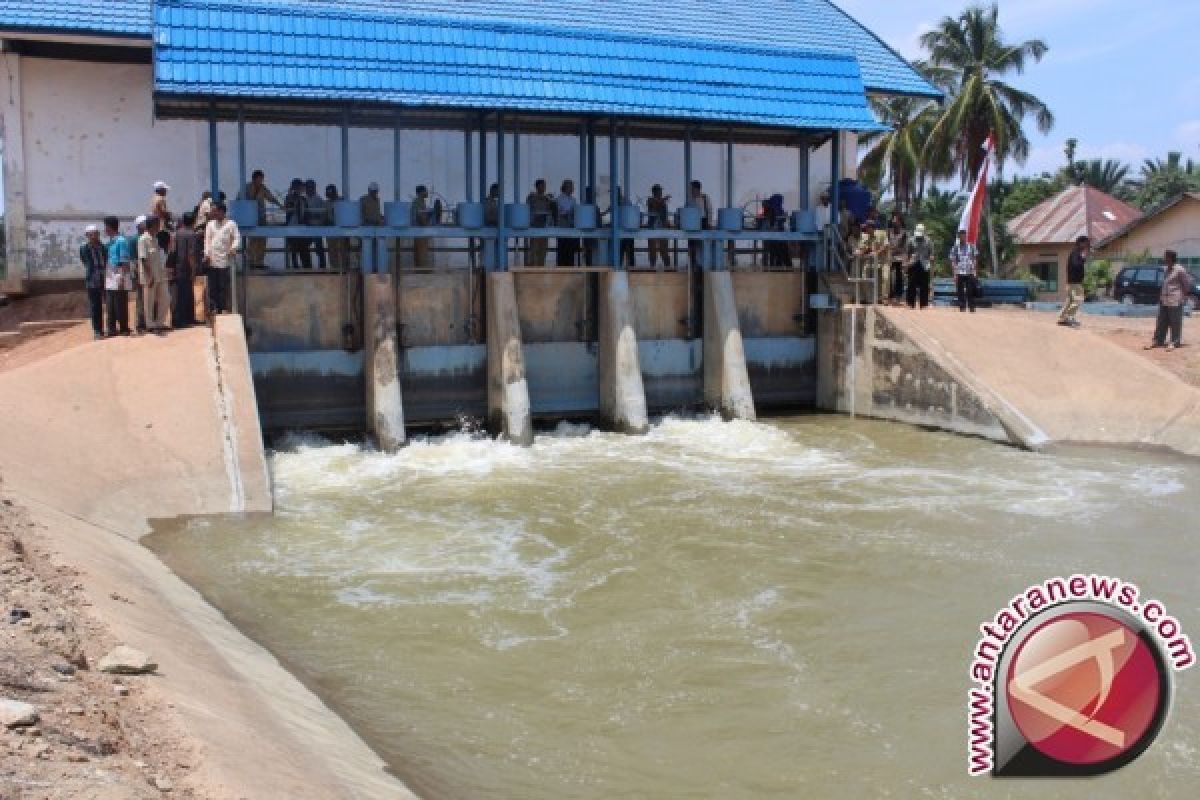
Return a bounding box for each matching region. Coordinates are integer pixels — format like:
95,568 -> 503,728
610,119 -> 620,269
496,114 -> 507,270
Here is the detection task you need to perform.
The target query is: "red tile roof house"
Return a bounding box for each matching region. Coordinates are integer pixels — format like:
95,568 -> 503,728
1007,186 -> 1142,302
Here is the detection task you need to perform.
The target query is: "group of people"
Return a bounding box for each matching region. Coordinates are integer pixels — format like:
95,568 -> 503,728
845,204 -> 978,312
79,182 -> 242,339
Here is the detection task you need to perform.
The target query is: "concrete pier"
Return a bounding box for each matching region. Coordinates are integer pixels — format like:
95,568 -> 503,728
486,271 -> 534,445
598,271 -> 650,434
363,273 -> 406,451
703,271 -> 756,421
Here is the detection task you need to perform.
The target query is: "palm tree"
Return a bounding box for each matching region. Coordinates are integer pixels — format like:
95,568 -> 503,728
917,187 -> 966,259
858,95 -> 938,212
920,3 -> 1054,184
1072,159 -> 1130,194
1136,152 -> 1198,183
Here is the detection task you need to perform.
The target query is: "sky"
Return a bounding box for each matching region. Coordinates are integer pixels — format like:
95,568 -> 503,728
835,0 -> 1200,178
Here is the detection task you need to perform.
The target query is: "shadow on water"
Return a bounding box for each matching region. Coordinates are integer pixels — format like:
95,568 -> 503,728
144,414 -> 1200,800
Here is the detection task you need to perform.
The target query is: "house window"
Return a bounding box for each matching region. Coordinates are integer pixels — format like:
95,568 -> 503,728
1030,261 -> 1058,293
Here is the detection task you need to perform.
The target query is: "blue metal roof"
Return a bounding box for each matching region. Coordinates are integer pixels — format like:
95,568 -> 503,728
154,0 -> 885,131
0,1 -> 152,37
0,1 -> 935,100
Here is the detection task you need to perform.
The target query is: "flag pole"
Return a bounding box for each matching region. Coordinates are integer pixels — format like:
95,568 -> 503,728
985,200 -> 1001,278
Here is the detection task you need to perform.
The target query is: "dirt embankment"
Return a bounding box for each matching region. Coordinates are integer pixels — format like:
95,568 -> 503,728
1082,314 -> 1200,390
1,492 -> 210,800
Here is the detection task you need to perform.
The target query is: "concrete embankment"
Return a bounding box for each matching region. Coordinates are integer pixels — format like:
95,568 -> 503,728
818,306 -> 1200,457
0,319 -> 414,799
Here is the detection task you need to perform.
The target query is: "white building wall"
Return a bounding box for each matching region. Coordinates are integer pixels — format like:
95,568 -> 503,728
9,57 -> 848,280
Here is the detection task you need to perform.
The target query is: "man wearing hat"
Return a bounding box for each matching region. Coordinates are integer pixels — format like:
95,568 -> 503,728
128,215 -> 149,333
149,181 -> 173,231
905,223 -> 934,309
79,224 -> 108,339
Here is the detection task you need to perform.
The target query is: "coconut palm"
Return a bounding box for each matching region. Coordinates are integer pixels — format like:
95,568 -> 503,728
857,95 -> 939,212
1136,152 -> 1198,183
1071,159 -> 1130,194
920,3 -> 1054,184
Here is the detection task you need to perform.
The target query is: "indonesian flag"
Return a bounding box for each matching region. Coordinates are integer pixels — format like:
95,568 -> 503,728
959,133 -> 996,246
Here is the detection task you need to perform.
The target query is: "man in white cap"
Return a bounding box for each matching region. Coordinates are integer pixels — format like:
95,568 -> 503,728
128,215 -> 149,333
150,181 -> 173,231
905,223 -> 934,309
79,224 -> 107,339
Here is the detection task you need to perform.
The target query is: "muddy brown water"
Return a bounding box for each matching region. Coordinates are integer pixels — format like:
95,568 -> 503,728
146,415 -> 1200,799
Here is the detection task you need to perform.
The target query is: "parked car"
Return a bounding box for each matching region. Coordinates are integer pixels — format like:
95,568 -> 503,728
1113,265 -> 1199,310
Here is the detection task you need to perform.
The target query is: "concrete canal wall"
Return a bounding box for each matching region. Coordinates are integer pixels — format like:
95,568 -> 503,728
245,269 -> 817,440
0,322 -> 413,798
817,306 -> 1200,458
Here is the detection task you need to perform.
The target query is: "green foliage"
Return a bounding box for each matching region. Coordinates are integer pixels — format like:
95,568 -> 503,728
1127,152 -> 1200,211
1084,258 -> 1113,297
919,3 -> 1054,180
998,174 -> 1064,219
858,96 -> 940,212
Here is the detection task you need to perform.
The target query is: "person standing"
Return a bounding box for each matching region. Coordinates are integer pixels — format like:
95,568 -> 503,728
360,181 -> 384,226
325,184 -> 348,271
204,201 -> 241,316
103,216 -> 132,337
127,216 -> 148,333
646,184 -> 671,268
303,180 -> 327,270
412,185 -> 433,266
171,212 -> 200,327
138,217 -> 170,334
887,211 -> 907,304
1057,236 -> 1090,328
1145,250 -> 1193,351
686,180 -> 713,269
149,181 -> 174,231
242,170 -> 282,268
905,223 -> 933,309
949,229 -> 979,313
193,191 -> 213,231
555,179 -> 578,267
526,179 -> 554,267
79,224 -> 107,339
284,178 -> 310,269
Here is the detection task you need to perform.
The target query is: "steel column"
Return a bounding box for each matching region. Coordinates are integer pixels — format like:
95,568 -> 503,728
236,105 -> 246,197
478,114 -> 487,204
586,123 -> 596,201
623,123 -> 631,204
207,103 -> 219,197
393,114 -> 402,201
725,131 -> 734,208
340,108 -> 351,199
578,121 -> 587,198
512,123 -> 521,202
830,132 -> 841,231
465,126 -> 474,203
798,135 -> 810,209
496,115 -> 507,270
684,127 -> 692,197
610,119 -> 620,269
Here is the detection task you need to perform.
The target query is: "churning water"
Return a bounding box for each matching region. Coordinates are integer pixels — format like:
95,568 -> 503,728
147,415 -> 1200,799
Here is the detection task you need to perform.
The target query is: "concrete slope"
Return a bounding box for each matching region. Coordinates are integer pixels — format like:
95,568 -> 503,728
0,320 -> 413,798
881,308 -> 1200,456
0,320 -> 269,535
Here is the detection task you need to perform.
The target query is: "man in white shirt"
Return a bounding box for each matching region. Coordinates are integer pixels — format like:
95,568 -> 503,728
138,216 -> 170,333
555,179 -> 578,267
948,229 -> 979,313
203,201 -> 242,316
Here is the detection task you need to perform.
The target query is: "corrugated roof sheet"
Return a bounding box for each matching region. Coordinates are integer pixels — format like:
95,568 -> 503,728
153,0 -> 884,130
0,0 -> 151,37
1008,186 -> 1143,246
1,0 -> 936,99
